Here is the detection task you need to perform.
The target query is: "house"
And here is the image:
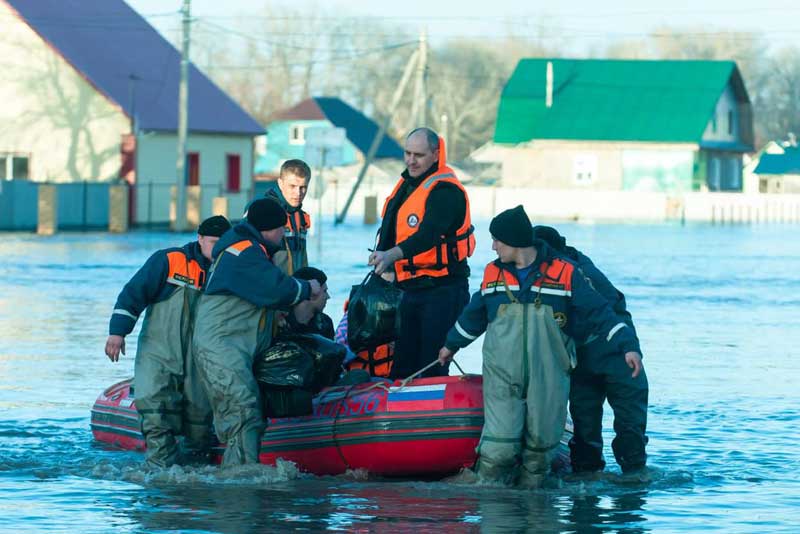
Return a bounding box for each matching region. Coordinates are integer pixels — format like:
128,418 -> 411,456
256,97 -> 403,176
487,59 -> 754,192
0,0 -> 263,224
752,137 -> 800,193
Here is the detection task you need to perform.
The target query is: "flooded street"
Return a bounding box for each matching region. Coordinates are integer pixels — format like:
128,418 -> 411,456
1,220 -> 799,532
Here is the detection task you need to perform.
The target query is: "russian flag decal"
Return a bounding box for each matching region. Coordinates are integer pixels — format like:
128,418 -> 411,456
387,384 -> 447,411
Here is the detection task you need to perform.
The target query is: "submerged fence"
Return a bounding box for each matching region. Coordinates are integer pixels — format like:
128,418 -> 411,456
4,179 -> 800,232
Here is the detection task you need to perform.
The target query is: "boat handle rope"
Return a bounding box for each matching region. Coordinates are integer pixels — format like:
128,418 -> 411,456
329,356 -> 465,473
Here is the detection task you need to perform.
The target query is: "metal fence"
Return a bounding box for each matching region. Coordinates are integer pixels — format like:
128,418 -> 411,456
0,180 -> 111,231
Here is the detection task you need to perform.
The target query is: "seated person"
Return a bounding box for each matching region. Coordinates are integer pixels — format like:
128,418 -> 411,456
282,267 -> 334,339
334,300 -> 394,378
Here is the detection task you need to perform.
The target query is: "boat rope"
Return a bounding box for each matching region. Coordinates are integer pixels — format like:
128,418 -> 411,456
331,384 -> 355,473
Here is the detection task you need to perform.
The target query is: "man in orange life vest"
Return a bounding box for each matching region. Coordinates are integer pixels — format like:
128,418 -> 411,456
105,215 -> 231,468
266,159 -> 312,275
368,127 -> 475,379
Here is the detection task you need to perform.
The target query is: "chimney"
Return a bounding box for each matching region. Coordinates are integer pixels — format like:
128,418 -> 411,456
546,61 -> 553,108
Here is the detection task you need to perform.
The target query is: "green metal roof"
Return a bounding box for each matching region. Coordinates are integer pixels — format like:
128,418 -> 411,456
494,59 -> 747,144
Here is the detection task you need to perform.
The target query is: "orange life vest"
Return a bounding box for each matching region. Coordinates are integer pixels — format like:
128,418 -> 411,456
165,251 -> 205,290
346,343 -> 394,378
481,259 -> 574,298
285,210 -> 311,238
381,137 -> 475,282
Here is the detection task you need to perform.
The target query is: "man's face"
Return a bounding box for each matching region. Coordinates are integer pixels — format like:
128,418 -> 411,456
404,133 -> 438,178
278,172 -> 309,208
292,282 -> 329,324
492,237 -> 515,264
260,226 -> 285,246
310,282 -> 330,313
197,235 -> 220,261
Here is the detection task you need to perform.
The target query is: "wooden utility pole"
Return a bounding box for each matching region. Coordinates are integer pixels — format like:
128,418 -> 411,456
418,29 -> 428,126
335,50 -> 420,225
173,0 -> 191,232
408,29 -> 428,130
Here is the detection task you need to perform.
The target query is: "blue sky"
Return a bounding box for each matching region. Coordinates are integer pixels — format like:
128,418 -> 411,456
128,0 -> 800,54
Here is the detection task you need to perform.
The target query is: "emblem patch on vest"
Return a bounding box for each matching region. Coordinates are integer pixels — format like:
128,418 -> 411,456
407,213 -> 420,227
553,312 -> 568,328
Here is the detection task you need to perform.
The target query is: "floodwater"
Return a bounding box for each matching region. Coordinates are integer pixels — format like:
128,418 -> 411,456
1,220 -> 799,533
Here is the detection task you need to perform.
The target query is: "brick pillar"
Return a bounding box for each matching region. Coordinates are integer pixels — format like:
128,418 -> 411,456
109,184 -> 129,233
187,185 -> 201,228
364,195 -> 378,225
37,184 -> 57,235
212,196 -> 229,218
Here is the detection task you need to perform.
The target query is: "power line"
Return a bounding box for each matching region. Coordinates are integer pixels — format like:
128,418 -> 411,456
194,18 -> 416,52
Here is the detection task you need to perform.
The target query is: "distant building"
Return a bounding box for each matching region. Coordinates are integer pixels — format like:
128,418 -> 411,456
752,137 -> 800,193
0,0 -> 263,224
256,97 -> 403,176
484,58 -> 754,192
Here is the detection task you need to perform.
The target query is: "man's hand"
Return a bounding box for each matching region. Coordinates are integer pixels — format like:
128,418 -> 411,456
368,247 -> 403,275
307,279 -> 322,298
292,302 -> 315,325
274,311 -> 289,329
105,335 -> 125,362
624,351 -> 643,378
380,271 -> 396,283
438,346 -> 455,366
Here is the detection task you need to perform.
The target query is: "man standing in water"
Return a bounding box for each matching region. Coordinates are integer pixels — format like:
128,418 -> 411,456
105,215 -> 231,468
266,159 -> 312,274
439,206 -> 642,488
368,127 -> 475,379
533,225 -> 649,476
192,198 -> 320,466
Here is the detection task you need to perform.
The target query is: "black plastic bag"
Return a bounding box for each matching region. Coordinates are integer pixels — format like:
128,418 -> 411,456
347,272 -> 403,352
261,386 -> 313,418
253,340 -> 314,388
283,333 -> 347,392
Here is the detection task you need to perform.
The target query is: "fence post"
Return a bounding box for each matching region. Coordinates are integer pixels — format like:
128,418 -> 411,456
187,185 -> 201,228
212,196 -> 228,218
109,184 -> 129,233
364,195 -> 377,225
37,183 -> 57,235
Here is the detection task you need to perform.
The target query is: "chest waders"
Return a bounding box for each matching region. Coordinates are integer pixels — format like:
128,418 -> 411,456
134,276 -> 211,468
476,283 -> 576,487
192,252 -> 273,466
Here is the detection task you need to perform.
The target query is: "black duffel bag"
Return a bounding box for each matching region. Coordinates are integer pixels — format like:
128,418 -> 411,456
347,272 -> 403,352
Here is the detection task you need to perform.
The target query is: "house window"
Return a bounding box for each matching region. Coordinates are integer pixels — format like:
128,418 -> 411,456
1,154 -> 30,180
290,124 -> 306,145
573,153 -> 597,184
226,154 -> 241,193
186,152 -> 199,186
728,110 -> 734,135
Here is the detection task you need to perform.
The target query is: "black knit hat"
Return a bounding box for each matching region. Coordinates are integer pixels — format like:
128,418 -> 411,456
197,215 -> 231,237
293,266 -> 327,286
533,225 -> 567,251
246,198 -> 287,231
489,205 -> 534,247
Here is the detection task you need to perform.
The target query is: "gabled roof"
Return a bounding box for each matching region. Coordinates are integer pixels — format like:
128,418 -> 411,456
5,0 -> 263,135
495,58 -> 751,146
270,97 -> 403,159
754,147 -> 800,175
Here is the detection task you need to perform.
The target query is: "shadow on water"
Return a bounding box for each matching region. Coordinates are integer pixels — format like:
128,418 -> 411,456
103,473 -> 672,533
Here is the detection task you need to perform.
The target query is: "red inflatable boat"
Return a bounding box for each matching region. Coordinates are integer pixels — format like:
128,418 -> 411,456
91,375 -> 571,477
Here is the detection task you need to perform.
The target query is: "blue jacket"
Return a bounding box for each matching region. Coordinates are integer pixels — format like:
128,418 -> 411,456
560,246 -> 640,357
445,240 -> 641,355
109,241 -> 209,336
204,221 -> 310,308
